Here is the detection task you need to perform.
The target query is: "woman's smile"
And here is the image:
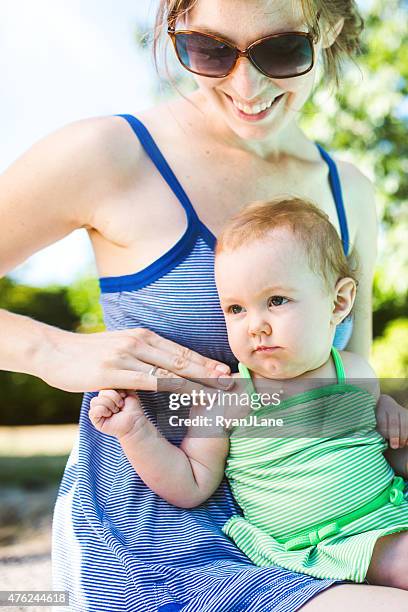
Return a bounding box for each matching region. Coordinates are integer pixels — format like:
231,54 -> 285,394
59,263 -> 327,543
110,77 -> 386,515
225,92 -> 286,122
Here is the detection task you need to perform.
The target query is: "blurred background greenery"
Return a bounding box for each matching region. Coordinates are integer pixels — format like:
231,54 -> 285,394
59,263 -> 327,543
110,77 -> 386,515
0,0 -> 407,429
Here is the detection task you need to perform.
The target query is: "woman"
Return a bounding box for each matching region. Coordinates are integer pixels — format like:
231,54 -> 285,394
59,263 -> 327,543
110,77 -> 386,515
1,0 -> 406,609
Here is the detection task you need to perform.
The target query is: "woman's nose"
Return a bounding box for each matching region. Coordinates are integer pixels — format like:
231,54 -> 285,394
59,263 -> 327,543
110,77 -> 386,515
228,56 -> 266,100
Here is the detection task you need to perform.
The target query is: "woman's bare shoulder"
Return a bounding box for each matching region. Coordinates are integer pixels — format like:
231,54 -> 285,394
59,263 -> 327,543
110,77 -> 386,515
79,114 -> 145,189
50,112 -> 153,199
339,350 -> 377,378
334,158 -> 377,265
335,159 -> 376,223
7,113 -> 147,220
0,114 -> 146,276
339,350 -> 380,400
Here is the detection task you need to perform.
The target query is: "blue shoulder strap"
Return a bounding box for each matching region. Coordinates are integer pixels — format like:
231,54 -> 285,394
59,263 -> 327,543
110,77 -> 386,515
114,114 -> 199,226
114,115 -> 350,257
316,144 -> 350,257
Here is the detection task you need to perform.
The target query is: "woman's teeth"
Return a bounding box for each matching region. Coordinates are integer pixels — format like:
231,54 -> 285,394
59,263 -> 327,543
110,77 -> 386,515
232,98 -> 276,115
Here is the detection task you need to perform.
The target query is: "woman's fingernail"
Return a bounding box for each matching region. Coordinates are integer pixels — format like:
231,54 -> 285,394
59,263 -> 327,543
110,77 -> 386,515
216,364 -> 230,374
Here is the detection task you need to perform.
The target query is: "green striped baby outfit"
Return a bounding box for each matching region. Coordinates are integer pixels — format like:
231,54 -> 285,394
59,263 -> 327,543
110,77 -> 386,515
222,347 -> 408,582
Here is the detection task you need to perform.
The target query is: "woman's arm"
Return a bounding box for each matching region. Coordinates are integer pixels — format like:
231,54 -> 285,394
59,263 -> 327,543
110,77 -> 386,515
376,394 -> 408,478
0,117 -> 233,392
0,116 -> 121,384
342,351 -> 408,477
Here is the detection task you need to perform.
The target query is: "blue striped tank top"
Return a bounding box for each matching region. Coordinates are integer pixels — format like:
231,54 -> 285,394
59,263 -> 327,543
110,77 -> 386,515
52,113 -> 353,611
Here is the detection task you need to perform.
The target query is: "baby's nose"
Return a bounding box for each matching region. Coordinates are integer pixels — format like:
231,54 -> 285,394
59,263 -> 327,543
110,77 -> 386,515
248,315 -> 272,336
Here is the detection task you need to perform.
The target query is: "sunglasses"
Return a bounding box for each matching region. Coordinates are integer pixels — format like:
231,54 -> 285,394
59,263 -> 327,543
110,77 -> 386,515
167,26 -> 319,80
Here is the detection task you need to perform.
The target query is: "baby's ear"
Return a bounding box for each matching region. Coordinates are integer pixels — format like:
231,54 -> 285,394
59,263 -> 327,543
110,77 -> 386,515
331,277 -> 357,325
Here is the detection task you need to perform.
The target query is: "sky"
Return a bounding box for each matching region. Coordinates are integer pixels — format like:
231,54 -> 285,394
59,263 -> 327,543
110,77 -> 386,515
0,0 -> 381,287
1,0 -> 159,286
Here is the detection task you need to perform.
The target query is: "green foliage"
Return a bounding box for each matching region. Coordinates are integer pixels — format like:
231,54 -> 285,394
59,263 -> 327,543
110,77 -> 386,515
0,277 -> 78,330
373,268 -> 408,337
371,318 -> 408,377
0,369 -> 83,426
66,275 -> 105,333
300,0 -> 408,342
301,0 -> 408,303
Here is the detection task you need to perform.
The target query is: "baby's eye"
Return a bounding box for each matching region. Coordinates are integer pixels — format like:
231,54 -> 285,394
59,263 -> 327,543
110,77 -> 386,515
228,304 -> 244,315
268,296 -> 289,307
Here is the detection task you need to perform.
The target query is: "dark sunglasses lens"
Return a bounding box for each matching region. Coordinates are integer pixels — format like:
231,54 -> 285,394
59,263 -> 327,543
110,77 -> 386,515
174,33 -> 236,77
250,34 -> 313,77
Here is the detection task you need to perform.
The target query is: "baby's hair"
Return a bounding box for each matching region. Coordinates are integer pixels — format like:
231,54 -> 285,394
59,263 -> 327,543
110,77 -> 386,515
215,197 -> 358,293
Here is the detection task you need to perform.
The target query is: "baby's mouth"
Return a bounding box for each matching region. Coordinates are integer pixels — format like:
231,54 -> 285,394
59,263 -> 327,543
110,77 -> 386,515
254,346 -> 281,352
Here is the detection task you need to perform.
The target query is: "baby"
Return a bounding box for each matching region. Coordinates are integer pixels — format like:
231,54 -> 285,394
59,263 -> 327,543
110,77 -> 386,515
89,197 -> 408,587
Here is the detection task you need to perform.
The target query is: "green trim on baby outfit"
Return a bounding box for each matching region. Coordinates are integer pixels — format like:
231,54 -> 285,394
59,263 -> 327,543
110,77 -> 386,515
282,475 -> 405,551
331,346 -> 345,383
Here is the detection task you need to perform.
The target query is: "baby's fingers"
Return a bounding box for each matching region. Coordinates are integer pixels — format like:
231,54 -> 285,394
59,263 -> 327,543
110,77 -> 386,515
94,391 -> 124,413
89,403 -> 113,428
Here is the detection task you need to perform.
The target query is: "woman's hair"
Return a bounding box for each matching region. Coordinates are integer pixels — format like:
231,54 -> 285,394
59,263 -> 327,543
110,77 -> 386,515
154,0 -> 364,85
215,197 -> 358,292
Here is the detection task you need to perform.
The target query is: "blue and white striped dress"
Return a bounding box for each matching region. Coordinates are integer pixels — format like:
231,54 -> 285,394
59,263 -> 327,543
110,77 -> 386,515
52,114 -> 354,611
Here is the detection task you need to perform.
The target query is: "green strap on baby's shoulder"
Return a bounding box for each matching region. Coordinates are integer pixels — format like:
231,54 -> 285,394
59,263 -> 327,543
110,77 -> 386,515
331,346 -> 346,384
238,362 -> 257,398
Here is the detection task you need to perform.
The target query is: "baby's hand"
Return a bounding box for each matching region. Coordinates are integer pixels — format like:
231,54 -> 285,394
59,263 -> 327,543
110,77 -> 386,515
375,394 -> 408,450
89,389 -> 147,440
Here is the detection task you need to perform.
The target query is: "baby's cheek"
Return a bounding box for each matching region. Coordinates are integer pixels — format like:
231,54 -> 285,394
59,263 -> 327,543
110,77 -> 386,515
280,317 -> 304,342
226,324 -> 248,361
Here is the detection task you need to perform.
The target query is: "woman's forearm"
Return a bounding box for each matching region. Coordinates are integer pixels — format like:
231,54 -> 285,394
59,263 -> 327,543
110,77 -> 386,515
0,309 -> 234,394
0,308 -> 61,378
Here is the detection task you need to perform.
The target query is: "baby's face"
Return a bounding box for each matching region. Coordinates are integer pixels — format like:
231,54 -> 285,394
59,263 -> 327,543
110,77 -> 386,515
215,227 -> 339,379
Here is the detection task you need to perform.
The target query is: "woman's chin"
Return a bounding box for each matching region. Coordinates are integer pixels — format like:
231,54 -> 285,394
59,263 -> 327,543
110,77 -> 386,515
221,102 -> 292,143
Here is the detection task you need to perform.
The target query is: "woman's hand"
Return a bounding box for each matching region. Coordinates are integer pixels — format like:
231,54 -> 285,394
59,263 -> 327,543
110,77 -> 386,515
34,326 -> 233,393
376,393 -> 408,449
